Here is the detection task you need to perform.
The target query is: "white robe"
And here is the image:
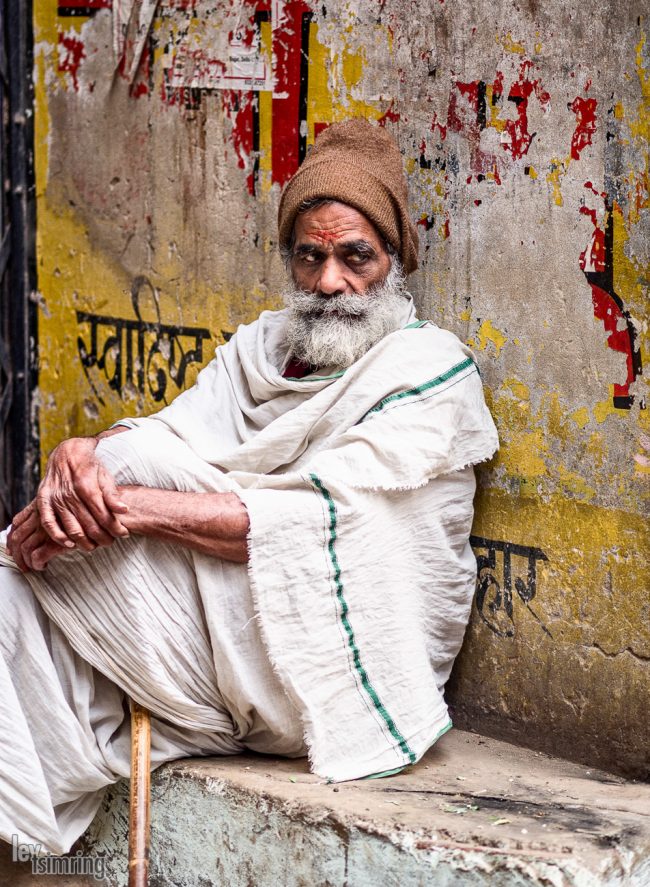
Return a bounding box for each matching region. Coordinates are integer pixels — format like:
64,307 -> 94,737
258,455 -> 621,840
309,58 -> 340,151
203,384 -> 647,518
0,301 -> 498,854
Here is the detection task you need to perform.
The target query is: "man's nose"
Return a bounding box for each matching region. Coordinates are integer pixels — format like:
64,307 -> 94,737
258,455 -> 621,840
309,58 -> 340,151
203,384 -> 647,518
317,256 -> 349,295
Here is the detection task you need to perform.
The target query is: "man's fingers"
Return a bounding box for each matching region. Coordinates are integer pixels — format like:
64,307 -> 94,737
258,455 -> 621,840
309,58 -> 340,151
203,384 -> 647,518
30,540 -> 63,571
7,510 -> 42,571
97,467 -> 129,517
95,508 -> 130,539
8,508 -> 40,546
40,497 -> 95,551
55,498 -> 114,548
8,532 -> 29,572
12,547 -> 29,572
83,467 -> 129,537
74,498 -> 117,546
16,525 -> 52,572
20,526 -> 61,572
10,501 -> 36,528
75,475 -> 123,537
39,486 -> 113,548
36,492 -> 76,547
20,531 -> 42,571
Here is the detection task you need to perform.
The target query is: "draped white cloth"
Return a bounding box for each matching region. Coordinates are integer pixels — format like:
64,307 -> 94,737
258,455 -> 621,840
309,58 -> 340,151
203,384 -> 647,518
0,300 -> 498,853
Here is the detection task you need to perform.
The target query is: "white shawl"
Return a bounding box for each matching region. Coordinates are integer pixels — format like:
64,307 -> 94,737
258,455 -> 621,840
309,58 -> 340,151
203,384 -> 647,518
23,304 -> 498,782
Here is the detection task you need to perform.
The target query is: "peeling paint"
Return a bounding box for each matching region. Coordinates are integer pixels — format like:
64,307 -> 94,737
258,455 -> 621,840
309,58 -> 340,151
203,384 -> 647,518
470,320 -> 508,358
57,30 -> 86,91
570,96 -> 597,161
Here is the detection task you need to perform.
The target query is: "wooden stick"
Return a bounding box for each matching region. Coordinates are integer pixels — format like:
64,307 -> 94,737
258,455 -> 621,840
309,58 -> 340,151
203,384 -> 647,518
128,699 -> 151,887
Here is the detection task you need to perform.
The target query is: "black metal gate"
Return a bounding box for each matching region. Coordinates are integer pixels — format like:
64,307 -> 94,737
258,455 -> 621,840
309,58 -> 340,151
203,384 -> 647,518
0,0 -> 38,527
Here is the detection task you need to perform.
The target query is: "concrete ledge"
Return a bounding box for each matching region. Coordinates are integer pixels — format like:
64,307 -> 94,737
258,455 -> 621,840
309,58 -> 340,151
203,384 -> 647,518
3,729 -> 649,886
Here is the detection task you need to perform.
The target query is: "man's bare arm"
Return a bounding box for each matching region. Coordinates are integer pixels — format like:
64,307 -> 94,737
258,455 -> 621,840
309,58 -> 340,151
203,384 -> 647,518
16,486 -> 250,571
117,486 -> 250,563
8,428 -> 251,570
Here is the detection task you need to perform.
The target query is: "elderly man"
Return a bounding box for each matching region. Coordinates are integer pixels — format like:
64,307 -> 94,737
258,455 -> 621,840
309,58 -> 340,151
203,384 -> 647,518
0,119 -> 497,855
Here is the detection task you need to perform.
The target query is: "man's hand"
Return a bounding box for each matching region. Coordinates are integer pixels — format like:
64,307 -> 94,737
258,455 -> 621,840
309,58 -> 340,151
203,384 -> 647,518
7,428 -> 130,571
7,502 -> 68,572
30,431 -> 129,551
8,427 -> 129,567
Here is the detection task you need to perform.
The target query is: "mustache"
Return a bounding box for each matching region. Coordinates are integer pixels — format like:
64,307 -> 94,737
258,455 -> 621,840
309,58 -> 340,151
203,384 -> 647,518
281,290 -> 373,318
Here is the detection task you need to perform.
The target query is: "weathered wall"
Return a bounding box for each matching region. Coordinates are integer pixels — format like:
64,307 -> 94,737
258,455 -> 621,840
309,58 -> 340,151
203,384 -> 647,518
34,1 -> 649,776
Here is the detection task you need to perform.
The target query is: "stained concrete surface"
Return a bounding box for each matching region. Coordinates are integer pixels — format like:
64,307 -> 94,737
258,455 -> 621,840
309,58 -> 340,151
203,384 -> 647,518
1,729 -> 648,886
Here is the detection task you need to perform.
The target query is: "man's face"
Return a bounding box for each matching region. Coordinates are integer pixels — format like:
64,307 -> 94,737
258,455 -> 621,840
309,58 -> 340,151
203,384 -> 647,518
290,202 -> 392,296
283,202 -> 409,369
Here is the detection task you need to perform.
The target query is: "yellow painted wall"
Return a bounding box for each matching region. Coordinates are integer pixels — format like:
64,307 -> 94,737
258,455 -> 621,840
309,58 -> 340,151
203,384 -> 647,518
35,1 -> 649,776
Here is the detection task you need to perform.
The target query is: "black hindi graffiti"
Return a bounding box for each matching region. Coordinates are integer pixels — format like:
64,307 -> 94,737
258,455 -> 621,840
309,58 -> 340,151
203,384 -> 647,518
76,276 -> 212,406
470,535 -> 550,639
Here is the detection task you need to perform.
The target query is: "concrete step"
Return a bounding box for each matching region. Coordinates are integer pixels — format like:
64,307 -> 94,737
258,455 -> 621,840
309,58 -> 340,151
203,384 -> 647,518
2,729 -> 648,886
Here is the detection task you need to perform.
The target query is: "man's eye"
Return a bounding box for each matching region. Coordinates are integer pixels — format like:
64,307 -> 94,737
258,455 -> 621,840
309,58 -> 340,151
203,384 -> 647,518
347,253 -> 370,265
300,253 -> 320,264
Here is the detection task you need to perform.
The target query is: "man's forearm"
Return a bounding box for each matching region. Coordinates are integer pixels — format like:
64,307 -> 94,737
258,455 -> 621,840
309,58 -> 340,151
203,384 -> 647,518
118,486 -> 250,564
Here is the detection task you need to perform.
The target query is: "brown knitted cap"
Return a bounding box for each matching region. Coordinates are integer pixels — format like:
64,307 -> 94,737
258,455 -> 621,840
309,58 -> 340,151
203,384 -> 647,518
278,118 -> 419,274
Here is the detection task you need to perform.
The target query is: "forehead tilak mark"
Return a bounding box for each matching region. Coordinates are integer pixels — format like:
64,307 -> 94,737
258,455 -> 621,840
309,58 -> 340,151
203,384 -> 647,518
311,230 -> 342,241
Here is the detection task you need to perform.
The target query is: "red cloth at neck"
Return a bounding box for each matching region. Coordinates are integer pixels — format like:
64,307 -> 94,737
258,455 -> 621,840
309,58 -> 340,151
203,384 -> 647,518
283,358 -> 316,378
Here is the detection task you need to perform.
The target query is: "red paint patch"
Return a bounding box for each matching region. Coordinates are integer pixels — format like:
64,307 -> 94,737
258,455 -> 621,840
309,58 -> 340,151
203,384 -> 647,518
447,78 -> 500,180
58,32 -> 86,91
579,206 -> 604,272
588,282 -> 635,401
58,0 -> 110,11
377,102 -> 401,126
579,204 -> 641,406
447,80 -> 481,132
569,96 -> 597,160
502,61 -> 550,160
222,90 -> 255,193
447,63 -> 548,178
430,112 -> 447,140
584,180 -> 606,199
271,1 -> 311,186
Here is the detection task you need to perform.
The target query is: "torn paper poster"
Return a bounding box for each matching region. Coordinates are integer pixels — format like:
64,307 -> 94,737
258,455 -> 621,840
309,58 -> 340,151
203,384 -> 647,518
166,0 -> 276,91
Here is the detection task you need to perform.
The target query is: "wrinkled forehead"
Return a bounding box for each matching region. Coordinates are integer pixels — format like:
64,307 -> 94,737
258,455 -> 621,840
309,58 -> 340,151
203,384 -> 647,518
292,200 -> 385,249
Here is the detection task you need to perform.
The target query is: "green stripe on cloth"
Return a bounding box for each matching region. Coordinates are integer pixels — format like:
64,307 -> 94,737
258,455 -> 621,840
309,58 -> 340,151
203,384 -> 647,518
403,320 -> 431,329
362,356 -> 476,419
363,719 -> 453,779
309,473 -> 416,765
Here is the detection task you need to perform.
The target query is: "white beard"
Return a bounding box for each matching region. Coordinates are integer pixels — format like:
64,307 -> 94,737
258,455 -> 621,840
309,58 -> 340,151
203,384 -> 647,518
282,260 -> 410,369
